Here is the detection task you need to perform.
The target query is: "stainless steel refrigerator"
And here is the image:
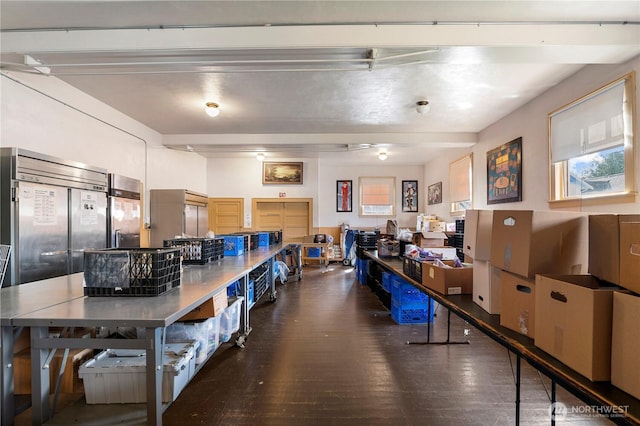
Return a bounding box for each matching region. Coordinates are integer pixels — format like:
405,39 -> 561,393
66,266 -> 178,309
0,148 -> 108,287
150,189 -> 209,247
108,174 -> 141,248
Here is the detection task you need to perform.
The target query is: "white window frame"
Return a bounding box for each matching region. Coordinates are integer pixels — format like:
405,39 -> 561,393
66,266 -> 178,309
548,72 -> 636,204
358,176 -> 396,217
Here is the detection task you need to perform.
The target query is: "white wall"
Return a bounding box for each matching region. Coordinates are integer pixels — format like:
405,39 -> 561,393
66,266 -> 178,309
424,56 -> 640,221
206,157 -> 319,228
318,161 -> 424,230
0,71 -> 208,210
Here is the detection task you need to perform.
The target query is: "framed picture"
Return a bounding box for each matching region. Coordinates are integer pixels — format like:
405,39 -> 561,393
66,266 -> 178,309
427,181 -> 442,205
487,137 -> 522,204
402,180 -> 418,212
336,180 -> 352,212
262,162 -> 303,185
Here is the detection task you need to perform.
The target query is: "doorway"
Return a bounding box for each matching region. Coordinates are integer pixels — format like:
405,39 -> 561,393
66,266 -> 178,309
252,198 -> 313,241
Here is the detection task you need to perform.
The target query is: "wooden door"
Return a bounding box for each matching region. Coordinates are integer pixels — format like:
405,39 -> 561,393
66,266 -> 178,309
253,199 -> 312,241
209,198 -> 243,234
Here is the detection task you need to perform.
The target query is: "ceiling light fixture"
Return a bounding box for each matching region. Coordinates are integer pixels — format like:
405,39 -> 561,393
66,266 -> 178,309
378,151 -> 388,161
205,102 -> 220,117
256,152 -> 265,161
416,100 -> 430,115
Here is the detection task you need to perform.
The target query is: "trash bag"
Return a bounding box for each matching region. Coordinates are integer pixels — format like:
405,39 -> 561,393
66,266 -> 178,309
275,260 -> 290,283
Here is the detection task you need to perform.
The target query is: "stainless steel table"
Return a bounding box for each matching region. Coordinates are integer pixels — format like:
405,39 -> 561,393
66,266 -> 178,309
2,243 -> 299,426
1,274 -> 87,426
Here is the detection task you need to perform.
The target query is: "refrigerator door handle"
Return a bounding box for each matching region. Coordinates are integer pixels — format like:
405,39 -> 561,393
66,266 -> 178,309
114,229 -> 121,248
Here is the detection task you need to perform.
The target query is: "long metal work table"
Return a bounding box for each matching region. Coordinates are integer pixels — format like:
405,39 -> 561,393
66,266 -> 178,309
1,243 -> 301,426
365,251 -> 640,426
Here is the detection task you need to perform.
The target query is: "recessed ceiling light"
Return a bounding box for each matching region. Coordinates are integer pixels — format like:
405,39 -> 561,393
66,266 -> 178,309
205,102 -> 220,117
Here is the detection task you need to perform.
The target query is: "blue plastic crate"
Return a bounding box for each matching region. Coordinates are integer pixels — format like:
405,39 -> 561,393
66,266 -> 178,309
307,247 -> 321,257
248,279 -> 255,306
356,258 -> 368,285
258,232 -> 270,247
381,272 -> 393,293
391,300 -> 433,324
221,235 -> 244,256
227,280 -> 240,297
391,276 -> 429,305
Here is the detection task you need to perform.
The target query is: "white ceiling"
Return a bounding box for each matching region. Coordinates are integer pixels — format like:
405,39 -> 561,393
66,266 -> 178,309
1,1 -> 639,165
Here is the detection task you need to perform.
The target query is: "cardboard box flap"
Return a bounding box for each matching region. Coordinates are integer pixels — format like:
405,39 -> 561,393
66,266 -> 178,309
421,231 -> 448,239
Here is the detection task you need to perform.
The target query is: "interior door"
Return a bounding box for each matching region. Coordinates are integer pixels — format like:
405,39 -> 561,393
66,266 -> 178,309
253,199 -> 311,242
197,205 -> 209,237
209,198 -> 243,234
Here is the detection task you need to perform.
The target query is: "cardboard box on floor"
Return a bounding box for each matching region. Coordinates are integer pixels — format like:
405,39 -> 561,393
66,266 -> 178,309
534,274 -> 617,382
472,260 -> 501,314
500,271 -> 535,338
589,214 -> 640,293
490,210 -> 588,279
178,290 -> 228,322
611,291 -> 640,399
14,347 -> 94,394
421,261 -> 473,295
463,209 -> 493,261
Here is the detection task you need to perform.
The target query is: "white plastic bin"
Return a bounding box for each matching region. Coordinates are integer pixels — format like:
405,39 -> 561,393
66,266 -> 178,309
220,296 -> 244,343
79,340 -> 198,404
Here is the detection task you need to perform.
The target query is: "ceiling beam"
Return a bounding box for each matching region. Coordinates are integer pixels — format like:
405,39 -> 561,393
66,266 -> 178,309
3,23 -> 639,56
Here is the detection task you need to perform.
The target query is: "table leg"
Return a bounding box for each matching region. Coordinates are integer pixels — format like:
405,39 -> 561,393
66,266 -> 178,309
516,353 -> 521,426
145,327 -> 163,426
30,326 -> 50,425
1,326 -> 16,426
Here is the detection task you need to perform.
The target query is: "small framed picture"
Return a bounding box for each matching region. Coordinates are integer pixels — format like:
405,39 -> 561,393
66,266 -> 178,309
402,180 -> 418,212
337,180 -> 352,212
428,181 -> 442,205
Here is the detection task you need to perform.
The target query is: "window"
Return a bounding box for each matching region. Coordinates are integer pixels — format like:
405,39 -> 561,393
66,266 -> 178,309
359,176 -> 395,216
549,73 -> 635,202
449,154 -> 473,215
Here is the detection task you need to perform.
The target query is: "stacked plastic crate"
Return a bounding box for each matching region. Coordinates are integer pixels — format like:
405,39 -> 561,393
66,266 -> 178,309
390,275 -> 434,325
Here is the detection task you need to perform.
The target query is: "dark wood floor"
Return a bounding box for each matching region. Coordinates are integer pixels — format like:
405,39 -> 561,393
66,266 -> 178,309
162,265 -> 612,426
15,264 -> 613,425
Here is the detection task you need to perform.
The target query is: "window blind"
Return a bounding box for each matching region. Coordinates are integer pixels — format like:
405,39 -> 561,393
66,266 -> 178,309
449,154 -> 472,203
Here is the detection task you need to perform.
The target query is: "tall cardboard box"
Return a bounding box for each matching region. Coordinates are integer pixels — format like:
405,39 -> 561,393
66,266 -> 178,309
463,209 -> 493,261
500,271 -> 535,338
619,215 -> 640,293
611,291 -> 640,399
589,214 -> 640,293
472,260 -> 501,314
534,275 -> 616,381
421,262 -> 473,295
490,210 -> 588,278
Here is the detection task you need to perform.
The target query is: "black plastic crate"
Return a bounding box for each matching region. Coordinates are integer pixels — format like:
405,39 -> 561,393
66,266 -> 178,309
213,237 -> 225,260
455,219 -> 465,234
83,248 -> 181,296
163,238 -> 218,264
402,256 -> 423,284
266,230 -> 282,245
249,261 -> 270,301
356,231 -> 379,248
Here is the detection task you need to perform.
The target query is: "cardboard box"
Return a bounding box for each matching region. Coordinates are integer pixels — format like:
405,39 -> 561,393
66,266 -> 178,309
490,210 -> 588,278
178,290 -> 228,321
421,262 -> 473,295
423,220 -> 446,232
589,214 -> 640,293
611,291 -> 640,399
14,347 -> 94,394
463,209 -> 493,261
472,260 -> 501,314
500,271 -> 535,338
419,231 -> 448,248
534,274 -> 616,381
